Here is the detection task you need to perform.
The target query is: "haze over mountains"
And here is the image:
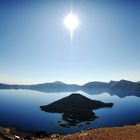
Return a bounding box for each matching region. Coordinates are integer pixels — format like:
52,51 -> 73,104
0,80 -> 140,97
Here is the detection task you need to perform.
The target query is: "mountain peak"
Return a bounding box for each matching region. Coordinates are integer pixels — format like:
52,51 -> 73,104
120,79 -> 132,83
53,81 -> 65,84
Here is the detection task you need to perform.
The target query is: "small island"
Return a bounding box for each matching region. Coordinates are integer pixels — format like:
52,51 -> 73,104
40,93 -> 113,125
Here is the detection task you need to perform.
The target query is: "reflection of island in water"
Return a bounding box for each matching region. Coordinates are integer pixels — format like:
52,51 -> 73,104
40,93 -> 113,127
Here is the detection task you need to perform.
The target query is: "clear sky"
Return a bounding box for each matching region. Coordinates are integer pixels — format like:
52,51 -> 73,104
0,0 -> 140,85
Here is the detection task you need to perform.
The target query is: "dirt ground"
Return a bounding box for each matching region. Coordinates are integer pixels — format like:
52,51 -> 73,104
0,124 -> 140,140
55,124 -> 140,140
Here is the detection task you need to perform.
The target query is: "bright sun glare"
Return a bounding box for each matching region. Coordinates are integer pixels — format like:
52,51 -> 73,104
64,12 -> 79,40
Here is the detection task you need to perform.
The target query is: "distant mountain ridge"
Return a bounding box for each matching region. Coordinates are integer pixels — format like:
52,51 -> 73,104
0,81 -> 80,93
108,80 -> 140,96
0,80 -> 140,97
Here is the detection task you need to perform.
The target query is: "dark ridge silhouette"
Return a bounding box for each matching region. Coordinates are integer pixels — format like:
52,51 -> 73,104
0,83 -> 18,89
40,93 -> 113,126
0,79 -> 140,97
109,80 -> 140,93
81,81 -> 109,94
0,81 -> 81,93
108,80 -> 140,97
24,81 -> 80,93
82,81 -> 109,89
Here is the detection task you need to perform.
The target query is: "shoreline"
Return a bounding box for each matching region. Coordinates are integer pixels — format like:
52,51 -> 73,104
0,124 -> 140,140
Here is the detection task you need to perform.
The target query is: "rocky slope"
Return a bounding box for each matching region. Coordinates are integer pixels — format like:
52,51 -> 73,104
0,124 -> 140,140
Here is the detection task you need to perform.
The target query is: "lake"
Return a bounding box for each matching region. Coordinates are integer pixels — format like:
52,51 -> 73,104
0,89 -> 140,134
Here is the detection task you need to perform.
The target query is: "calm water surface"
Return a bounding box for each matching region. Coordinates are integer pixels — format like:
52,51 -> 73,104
0,89 -> 140,134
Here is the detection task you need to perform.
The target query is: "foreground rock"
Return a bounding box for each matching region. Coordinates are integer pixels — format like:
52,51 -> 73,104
0,127 -> 34,140
40,93 -> 113,124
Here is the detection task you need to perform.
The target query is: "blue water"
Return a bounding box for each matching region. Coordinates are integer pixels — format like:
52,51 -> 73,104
0,89 -> 140,134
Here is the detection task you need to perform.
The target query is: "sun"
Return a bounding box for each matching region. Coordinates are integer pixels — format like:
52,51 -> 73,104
64,11 -> 79,40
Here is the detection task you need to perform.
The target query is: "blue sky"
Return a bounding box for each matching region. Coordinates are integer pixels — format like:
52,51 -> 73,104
0,0 -> 140,84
